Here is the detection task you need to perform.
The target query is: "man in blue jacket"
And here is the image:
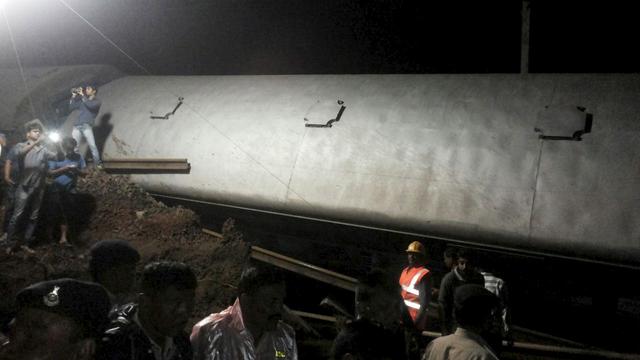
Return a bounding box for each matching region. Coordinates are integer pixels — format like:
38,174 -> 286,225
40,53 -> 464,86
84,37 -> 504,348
69,85 -> 103,169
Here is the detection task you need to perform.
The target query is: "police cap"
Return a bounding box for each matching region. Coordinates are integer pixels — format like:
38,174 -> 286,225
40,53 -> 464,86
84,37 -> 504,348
16,278 -> 110,337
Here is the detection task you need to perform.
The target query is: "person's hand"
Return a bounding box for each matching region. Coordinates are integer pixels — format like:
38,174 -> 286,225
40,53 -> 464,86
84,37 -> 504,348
4,177 -> 14,185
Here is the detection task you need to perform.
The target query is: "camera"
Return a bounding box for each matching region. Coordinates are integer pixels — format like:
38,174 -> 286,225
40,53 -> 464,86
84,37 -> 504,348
71,87 -> 83,95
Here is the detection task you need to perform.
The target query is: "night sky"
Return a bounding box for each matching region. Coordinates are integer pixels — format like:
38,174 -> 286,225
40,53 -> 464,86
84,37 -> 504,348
0,0 -> 639,75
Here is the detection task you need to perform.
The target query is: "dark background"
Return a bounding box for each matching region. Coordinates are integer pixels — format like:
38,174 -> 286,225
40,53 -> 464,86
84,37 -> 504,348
1,0 -> 639,75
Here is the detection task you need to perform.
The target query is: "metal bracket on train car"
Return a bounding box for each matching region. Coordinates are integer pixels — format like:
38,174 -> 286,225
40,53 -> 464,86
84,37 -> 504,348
150,97 -> 184,119
305,100 -> 346,128
535,105 -> 593,141
102,158 -> 190,174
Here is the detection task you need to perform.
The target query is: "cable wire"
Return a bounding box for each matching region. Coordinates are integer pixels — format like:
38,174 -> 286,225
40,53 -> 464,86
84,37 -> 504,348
57,0 -> 152,75
1,4 -> 37,118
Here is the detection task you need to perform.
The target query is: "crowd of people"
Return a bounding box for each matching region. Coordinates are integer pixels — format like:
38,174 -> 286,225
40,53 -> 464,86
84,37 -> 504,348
0,236 -> 511,360
399,243 -> 512,360
0,238 -> 297,360
0,85 -> 102,254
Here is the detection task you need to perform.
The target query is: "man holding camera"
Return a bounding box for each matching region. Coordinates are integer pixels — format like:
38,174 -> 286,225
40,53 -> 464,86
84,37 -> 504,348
5,119 -> 59,255
69,85 -> 103,169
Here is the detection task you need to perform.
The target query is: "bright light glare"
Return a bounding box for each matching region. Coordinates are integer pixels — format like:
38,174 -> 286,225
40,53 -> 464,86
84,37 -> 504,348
48,131 -> 61,143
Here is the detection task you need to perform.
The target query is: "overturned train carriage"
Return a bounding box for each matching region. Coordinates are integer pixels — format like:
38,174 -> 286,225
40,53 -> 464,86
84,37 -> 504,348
3,69 -> 633,267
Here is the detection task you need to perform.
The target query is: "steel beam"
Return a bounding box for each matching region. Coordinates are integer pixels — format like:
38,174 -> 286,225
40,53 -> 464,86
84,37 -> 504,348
102,158 -> 190,174
250,245 -> 358,292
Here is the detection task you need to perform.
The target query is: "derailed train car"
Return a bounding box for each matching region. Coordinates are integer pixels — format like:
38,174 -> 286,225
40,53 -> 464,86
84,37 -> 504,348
69,73 -> 639,268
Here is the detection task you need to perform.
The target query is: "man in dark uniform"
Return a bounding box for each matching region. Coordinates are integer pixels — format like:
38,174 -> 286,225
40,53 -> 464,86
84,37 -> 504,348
0,278 -> 111,360
98,261 -> 197,360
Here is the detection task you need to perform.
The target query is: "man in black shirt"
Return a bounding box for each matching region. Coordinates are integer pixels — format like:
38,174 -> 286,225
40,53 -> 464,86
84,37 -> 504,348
438,248 -> 485,335
98,261 -> 196,360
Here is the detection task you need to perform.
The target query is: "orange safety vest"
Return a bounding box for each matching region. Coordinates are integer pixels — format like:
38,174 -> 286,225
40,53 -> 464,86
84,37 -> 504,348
399,266 -> 430,330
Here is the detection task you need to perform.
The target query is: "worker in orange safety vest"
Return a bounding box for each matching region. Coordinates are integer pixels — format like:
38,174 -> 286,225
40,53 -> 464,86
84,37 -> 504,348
399,241 -> 433,360
399,241 -> 433,331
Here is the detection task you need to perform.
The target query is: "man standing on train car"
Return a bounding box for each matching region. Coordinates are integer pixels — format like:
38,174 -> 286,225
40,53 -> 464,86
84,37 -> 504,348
399,241 -> 432,359
69,85 -> 103,169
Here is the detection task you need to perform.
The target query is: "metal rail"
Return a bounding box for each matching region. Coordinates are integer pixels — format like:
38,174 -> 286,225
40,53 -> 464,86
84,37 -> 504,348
289,309 -> 338,323
511,325 -> 585,347
103,158 -> 190,174
250,245 -> 358,292
201,228 -> 223,238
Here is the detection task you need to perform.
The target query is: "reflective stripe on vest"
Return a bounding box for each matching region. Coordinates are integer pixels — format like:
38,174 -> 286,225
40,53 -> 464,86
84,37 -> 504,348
404,299 -> 421,309
401,270 -> 427,296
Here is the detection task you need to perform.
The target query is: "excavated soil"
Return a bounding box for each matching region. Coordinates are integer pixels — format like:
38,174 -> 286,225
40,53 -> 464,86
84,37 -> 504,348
0,170 -> 250,326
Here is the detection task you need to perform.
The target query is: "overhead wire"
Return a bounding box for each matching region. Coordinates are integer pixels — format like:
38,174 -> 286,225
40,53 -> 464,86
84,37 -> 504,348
1,3 -> 37,118
57,0 -> 152,75
56,0 -> 313,207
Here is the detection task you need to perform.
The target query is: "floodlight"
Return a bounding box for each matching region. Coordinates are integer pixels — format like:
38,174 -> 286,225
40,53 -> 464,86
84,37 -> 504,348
48,131 -> 61,143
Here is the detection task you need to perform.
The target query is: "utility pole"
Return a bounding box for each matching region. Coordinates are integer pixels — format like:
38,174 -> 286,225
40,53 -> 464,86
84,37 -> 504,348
521,0 -> 531,74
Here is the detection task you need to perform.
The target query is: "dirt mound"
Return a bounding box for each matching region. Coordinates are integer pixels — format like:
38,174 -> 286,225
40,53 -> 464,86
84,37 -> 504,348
0,170 -> 250,325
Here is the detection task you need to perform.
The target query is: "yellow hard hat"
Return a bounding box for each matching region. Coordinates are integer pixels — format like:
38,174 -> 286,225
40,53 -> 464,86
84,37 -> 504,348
406,241 -> 426,255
